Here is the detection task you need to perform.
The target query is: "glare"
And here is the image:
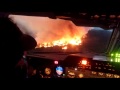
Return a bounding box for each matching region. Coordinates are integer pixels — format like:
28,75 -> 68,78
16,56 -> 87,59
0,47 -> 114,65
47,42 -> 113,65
115,58 -> 118,62
118,58 -> 120,62
75,68 -> 77,70
81,59 -> 87,65
116,53 -> 118,57
78,74 -> 84,78
110,59 -> 113,62
110,53 -> 120,62
111,54 -> 113,56
114,75 -> 120,78
54,61 -> 58,64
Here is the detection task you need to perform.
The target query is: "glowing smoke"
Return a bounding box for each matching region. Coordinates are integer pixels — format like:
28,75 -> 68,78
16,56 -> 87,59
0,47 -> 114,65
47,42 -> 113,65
9,15 -> 93,45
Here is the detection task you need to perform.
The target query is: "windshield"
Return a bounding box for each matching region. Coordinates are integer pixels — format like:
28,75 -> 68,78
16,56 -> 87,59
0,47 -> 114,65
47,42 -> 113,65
9,15 -> 113,54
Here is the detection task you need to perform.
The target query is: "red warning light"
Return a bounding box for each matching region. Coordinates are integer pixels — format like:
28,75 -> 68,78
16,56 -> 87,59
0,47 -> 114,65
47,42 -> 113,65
54,61 -> 58,64
81,59 -> 87,65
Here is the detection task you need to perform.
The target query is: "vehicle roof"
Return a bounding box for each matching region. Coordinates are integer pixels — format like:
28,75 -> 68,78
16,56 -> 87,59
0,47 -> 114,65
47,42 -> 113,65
2,1 -> 120,14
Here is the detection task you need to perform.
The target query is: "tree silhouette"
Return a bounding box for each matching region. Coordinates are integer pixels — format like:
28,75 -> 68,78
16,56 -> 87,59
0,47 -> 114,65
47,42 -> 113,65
81,29 -> 112,53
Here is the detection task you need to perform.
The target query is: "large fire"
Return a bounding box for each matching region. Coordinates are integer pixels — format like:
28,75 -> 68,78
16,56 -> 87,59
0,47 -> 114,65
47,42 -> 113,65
9,15 -> 93,51
36,36 -> 82,50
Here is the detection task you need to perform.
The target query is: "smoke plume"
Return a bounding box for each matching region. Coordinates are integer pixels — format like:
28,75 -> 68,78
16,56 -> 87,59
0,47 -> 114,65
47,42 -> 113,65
9,15 -> 93,45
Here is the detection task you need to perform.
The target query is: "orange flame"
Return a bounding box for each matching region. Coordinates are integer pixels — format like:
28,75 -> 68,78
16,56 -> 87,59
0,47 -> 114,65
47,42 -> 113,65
37,36 -> 82,49
9,15 -> 92,50
62,46 -> 67,50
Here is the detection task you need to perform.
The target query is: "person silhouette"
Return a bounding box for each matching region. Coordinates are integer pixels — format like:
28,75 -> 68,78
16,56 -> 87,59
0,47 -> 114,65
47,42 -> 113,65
0,15 -> 37,79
